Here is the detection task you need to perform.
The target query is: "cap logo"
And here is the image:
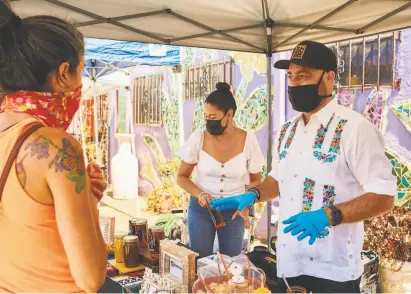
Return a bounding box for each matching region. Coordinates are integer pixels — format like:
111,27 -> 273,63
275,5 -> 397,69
292,45 -> 307,59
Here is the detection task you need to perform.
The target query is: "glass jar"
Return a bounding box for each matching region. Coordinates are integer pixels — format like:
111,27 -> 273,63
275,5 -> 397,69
149,226 -> 165,258
134,219 -> 148,248
114,232 -> 128,263
128,218 -> 139,235
123,235 -> 140,268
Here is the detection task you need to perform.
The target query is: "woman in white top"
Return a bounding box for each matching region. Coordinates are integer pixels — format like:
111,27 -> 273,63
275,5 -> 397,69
177,82 -> 265,257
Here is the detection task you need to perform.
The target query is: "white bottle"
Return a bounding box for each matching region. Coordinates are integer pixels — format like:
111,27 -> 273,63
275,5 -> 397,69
111,142 -> 138,200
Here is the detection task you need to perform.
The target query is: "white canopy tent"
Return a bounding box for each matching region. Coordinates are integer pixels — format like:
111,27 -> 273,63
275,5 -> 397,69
12,0 -> 411,246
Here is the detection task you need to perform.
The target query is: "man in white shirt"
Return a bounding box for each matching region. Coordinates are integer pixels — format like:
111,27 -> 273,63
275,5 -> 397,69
210,40 -> 397,293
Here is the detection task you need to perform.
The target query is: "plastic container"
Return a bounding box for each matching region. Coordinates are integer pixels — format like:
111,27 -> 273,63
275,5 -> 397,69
192,253 -> 267,293
111,142 -> 138,200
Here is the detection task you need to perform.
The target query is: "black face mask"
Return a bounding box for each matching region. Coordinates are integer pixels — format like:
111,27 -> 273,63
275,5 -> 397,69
206,113 -> 228,136
288,71 -> 332,113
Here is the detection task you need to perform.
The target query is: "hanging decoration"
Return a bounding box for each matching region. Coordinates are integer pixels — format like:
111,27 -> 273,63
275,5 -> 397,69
81,94 -> 109,179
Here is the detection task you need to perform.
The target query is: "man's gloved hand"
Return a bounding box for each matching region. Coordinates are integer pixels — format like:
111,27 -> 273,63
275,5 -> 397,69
282,209 -> 330,245
209,192 -> 257,211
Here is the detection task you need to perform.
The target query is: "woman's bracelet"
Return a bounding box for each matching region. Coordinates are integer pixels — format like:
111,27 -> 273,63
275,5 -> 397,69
247,187 -> 261,203
198,191 -> 209,198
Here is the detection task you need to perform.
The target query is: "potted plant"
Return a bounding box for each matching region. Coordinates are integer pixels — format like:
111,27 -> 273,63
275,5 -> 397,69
364,206 -> 411,293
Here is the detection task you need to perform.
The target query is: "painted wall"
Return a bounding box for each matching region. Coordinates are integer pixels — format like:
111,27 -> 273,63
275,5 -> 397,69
181,48 -> 279,161
109,65 -> 182,196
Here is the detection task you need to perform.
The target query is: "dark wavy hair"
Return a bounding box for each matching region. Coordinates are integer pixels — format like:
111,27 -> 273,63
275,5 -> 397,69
0,0 -> 84,94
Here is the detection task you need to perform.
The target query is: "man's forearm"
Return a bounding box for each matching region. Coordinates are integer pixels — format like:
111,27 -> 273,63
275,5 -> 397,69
324,192 -> 395,224
256,176 -> 280,202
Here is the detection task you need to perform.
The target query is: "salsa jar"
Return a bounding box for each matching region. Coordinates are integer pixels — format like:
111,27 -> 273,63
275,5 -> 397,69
128,218 -> 139,235
123,235 -> 140,268
129,218 -> 148,247
148,226 -> 165,258
114,232 -> 128,263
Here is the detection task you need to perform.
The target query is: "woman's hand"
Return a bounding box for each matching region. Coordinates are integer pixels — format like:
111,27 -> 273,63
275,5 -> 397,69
87,162 -> 107,202
198,192 -> 214,207
232,207 -> 251,228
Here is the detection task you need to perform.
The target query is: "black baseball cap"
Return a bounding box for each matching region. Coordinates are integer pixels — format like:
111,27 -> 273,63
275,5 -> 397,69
274,40 -> 337,73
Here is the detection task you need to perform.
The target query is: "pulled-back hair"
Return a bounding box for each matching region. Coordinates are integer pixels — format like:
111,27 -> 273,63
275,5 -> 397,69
0,0 -> 84,94
205,82 -> 237,114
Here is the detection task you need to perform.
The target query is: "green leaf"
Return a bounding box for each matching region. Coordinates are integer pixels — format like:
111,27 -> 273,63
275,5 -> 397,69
66,171 -> 86,193
76,173 -> 86,193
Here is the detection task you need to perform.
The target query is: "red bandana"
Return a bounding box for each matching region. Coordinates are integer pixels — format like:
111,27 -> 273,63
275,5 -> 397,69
0,86 -> 82,130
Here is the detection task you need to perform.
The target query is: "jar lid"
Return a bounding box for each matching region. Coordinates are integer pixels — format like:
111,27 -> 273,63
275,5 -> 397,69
151,225 -> 164,232
130,218 -> 147,225
124,235 -> 138,242
115,232 -> 128,239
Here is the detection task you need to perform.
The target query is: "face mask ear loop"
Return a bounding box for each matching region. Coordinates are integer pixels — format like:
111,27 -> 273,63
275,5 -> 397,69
317,71 -> 332,99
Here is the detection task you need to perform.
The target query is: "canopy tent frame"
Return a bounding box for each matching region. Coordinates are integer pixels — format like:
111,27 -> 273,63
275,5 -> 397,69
39,0 -> 411,54
81,39 -> 180,167
14,0 -> 411,250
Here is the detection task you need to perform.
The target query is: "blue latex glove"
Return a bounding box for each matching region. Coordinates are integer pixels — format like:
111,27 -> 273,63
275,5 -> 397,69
209,192 -> 257,211
282,209 -> 330,245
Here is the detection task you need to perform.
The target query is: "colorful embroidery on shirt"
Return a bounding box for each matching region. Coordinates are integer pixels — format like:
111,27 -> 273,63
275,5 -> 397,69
322,185 -> 336,208
279,119 -> 299,160
313,114 -> 335,149
318,185 -> 336,239
328,119 -> 347,154
302,178 -> 315,212
312,113 -> 348,163
277,121 -> 291,155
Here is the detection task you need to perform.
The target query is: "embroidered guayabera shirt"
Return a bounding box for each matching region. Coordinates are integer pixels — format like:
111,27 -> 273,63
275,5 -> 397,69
269,98 -> 397,282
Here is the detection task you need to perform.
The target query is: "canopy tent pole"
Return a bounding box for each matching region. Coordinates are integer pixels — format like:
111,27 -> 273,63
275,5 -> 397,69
264,2 -> 274,250
260,0 -> 274,252
92,60 -> 101,165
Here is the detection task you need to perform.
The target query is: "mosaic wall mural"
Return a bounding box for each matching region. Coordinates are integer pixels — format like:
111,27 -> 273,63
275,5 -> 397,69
385,150 -> 411,207
185,47 -> 272,140
191,97 -> 206,133
336,88 -> 355,109
235,85 -> 271,132
142,134 -> 166,163
362,89 -> 389,132
337,88 -> 411,207
391,99 -> 411,133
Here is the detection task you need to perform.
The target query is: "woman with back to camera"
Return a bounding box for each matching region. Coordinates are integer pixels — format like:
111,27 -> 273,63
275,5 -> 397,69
177,82 -> 265,258
0,1 -> 108,292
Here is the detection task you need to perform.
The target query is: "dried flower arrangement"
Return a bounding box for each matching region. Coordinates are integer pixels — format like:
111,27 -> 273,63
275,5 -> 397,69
364,206 -> 411,263
146,159 -> 187,213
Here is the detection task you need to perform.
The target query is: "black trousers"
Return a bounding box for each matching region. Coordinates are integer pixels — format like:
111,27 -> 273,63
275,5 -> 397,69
276,275 -> 361,293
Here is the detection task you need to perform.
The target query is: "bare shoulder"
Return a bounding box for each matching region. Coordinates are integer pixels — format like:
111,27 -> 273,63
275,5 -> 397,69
17,127 -> 86,194
20,127 -> 84,165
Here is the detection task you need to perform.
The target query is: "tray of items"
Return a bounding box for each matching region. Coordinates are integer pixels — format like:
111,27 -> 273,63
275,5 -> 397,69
192,253 -> 270,293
